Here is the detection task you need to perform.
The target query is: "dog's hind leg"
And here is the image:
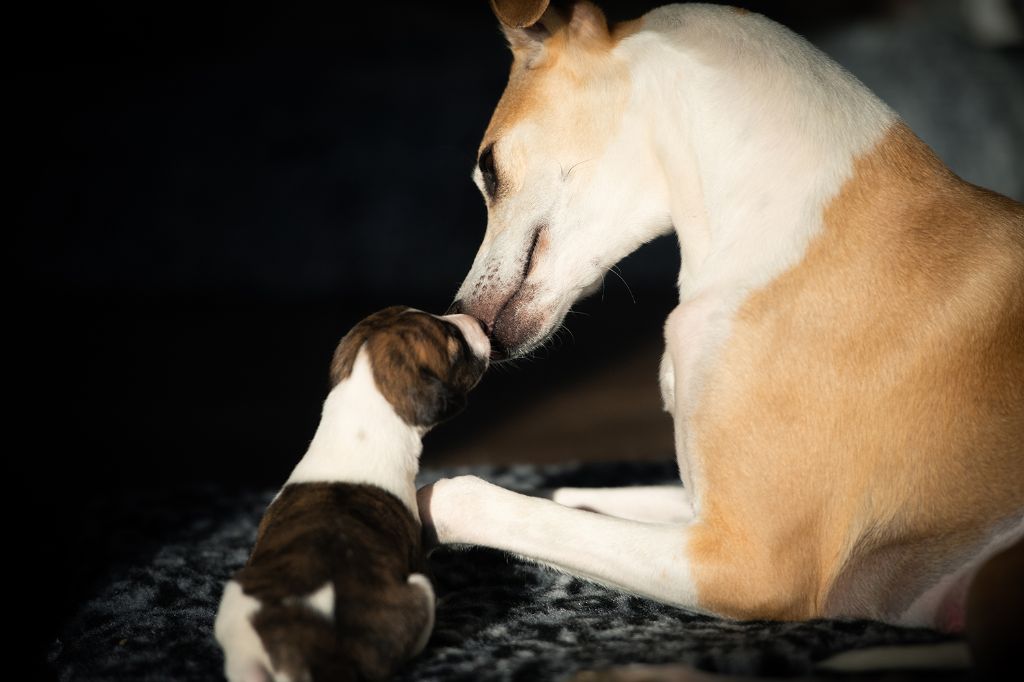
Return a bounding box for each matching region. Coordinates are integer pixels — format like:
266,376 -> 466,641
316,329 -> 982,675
551,485 -> 694,524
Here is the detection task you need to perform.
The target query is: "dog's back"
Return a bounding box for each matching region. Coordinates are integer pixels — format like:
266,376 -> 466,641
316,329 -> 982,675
217,483 -> 433,682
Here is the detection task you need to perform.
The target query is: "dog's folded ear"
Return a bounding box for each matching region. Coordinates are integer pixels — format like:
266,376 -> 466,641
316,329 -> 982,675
491,1 -> 610,67
490,0 -> 550,29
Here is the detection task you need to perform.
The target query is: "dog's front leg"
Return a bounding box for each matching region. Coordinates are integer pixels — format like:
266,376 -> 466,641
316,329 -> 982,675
419,476 -> 702,609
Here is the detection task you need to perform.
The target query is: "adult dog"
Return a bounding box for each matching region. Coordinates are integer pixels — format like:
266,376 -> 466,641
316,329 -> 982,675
424,1 -> 1023,631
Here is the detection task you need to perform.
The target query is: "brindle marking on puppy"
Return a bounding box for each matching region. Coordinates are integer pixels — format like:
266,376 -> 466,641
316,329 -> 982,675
215,308 -> 489,682
239,484 -> 428,682
330,306 -> 487,426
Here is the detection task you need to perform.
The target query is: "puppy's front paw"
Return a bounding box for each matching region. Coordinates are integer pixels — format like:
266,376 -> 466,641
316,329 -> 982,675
417,475 -> 488,547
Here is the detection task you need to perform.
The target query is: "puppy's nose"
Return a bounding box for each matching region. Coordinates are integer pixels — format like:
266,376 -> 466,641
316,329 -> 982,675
448,300 -> 491,337
441,313 -> 491,360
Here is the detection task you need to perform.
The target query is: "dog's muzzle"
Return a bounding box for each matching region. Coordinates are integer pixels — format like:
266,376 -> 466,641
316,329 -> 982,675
448,295 -> 550,361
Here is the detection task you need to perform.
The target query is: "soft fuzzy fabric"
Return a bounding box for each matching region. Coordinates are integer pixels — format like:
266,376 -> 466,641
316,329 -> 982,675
49,462 -> 960,681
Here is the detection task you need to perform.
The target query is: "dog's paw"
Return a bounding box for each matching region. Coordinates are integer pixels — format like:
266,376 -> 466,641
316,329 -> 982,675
417,475 -> 489,546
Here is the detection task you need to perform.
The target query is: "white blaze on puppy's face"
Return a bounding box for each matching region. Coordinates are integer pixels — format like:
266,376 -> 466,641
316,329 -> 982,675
439,313 -> 490,359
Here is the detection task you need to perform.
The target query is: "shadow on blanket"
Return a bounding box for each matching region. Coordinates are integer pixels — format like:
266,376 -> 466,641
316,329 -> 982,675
49,461 -> 958,681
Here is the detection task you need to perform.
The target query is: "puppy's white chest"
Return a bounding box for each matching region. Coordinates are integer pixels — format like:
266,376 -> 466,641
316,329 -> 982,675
287,350 -> 422,517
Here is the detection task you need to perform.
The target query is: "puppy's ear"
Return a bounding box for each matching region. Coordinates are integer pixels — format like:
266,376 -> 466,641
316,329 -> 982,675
409,370 -> 468,427
329,306 -> 409,387
330,331 -> 365,387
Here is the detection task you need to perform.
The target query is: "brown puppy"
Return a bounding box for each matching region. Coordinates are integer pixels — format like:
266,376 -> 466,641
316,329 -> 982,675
215,307 -> 490,682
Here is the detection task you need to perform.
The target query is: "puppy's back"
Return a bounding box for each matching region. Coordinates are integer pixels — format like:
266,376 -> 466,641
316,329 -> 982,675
217,483 -> 433,682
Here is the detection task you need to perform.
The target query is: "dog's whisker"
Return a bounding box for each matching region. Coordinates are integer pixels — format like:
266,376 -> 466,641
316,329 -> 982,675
606,265 -> 636,304
558,323 -> 576,346
562,157 -> 595,181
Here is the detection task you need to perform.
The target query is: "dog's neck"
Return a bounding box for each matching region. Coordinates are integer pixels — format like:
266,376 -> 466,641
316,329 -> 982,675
286,348 -> 424,518
619,5 -> 896,300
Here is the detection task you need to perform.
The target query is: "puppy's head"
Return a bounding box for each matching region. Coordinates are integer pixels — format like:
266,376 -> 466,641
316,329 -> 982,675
329,306 -> 490,428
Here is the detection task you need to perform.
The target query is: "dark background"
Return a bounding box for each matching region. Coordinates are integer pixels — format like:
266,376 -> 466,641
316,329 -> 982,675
18,0 -> 1022,674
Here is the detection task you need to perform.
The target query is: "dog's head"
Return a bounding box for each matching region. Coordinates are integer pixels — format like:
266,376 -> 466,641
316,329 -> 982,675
330,306 -> 490,428
450,0 -> 672,358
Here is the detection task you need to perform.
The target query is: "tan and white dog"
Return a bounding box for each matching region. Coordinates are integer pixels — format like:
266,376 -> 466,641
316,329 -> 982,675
423,0 -> 1024,636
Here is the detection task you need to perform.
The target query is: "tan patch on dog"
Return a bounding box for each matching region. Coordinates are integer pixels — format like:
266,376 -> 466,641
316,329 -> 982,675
684,123 -> 1024,619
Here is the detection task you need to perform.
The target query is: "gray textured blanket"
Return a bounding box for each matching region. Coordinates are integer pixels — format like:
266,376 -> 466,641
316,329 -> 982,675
49,461 -> 960,681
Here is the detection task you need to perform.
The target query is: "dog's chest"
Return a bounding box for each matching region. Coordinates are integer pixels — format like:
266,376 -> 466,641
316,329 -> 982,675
659,291 -> 740,506
661,293 -> 736,412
